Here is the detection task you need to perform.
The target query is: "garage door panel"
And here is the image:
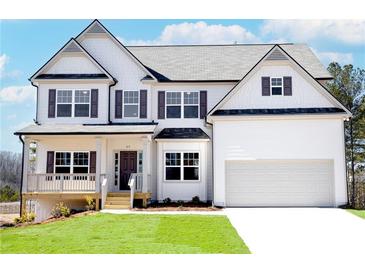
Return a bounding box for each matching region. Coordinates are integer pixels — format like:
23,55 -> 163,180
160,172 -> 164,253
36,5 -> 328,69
226,160 -> 334,207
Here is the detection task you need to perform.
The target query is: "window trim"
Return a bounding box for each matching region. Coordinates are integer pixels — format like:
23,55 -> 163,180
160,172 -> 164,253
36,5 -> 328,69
165,91 -> 200,119
270,77 -> 283,96
164,151 -> 200,182
54,151 -> 90,174
123,90 -> 140,118
55,89 -> 91,118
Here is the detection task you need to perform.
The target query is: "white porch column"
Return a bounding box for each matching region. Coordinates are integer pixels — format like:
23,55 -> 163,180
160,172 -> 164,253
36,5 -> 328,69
22,137 -> 30,193
142,135 -> 152,193
95,137 -> 102,193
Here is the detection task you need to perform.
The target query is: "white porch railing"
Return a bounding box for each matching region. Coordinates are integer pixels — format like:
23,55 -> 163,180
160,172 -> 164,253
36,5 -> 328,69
128,173 -> 143,208
27,173 -> 97,192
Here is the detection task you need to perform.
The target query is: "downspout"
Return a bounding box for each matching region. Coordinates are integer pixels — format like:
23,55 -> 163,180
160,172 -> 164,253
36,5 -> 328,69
344,117 -> 350,207
108,79 -> 118,124
205,118 -> 214,207
30,80 -> 40,125
18,135 -> 25,216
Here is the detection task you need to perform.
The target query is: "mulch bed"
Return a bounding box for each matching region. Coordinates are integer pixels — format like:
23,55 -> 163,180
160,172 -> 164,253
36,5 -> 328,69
132,202 -> 221,211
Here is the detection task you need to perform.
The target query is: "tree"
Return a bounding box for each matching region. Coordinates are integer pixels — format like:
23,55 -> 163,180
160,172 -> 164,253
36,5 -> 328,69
326,62 -> 365,207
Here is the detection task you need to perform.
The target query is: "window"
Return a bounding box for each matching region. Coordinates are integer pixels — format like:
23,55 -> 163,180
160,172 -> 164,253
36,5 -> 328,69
271,77 -> 283,95
74,90 -> 90,117
56,89 -> 91,117
114,153 -> 119,186
165,152 -> 200,181
183,92 -> 199,118
138,151 -> 143,173
165,153 -> 181,180
56,90 -> 72,117
166,91 -> 199,119
124,90 -> 139,117
166,92 -> 181,118
54,152 -> 89,174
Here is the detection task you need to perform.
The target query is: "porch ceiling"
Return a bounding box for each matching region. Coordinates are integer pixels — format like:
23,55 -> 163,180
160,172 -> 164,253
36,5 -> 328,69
14,124 -> 157,136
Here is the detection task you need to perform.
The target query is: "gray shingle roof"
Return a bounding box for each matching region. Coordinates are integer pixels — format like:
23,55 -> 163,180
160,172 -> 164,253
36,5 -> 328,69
155,128 -> 210,139
127,43 -> 332,81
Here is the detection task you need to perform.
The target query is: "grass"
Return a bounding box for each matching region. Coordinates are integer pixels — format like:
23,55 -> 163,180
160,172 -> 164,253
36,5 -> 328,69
0,213 -> 250,254
347,209 -> 365,219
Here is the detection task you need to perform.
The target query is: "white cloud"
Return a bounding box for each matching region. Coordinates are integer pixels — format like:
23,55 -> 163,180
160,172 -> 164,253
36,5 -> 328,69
311,48 -> 353,65
6,113 -> 17,120
0,53 -> 22,79
262,20 -> 365,45
120,21 -> 259,45
0,85 -> 36,103
0,54 -> 8,76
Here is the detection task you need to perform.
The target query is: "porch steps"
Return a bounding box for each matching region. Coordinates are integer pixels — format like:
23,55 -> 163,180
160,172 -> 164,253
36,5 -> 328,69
104,192 -> 131,209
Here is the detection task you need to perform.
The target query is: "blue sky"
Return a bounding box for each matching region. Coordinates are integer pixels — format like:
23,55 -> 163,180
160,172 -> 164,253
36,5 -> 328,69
1,19 -> 364,153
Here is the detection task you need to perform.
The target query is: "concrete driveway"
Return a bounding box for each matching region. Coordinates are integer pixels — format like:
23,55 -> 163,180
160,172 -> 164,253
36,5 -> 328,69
225,208 -> 365,255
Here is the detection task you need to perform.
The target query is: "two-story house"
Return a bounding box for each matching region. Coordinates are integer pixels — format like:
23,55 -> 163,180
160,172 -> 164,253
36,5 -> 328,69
15,20 -> 351,221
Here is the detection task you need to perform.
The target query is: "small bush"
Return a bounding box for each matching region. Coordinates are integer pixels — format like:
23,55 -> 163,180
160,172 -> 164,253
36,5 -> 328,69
85,196 -> 96,211
51,202 -> 71,218
191,196 -> 200,204
163,197 -> 171,204
177,200 -> 184,206
14,212 -> 36,224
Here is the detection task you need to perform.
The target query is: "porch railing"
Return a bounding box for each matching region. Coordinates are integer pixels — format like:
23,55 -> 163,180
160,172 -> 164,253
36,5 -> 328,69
27,173 -> 97,192
128,173 -> 143,208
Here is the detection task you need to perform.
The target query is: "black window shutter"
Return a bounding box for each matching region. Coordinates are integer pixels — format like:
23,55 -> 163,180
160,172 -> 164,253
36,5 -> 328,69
158,91 -> 165,119
46,151 -> 54,173
115,90 -> 123,118
90,151 -> 96,173
139,89 -> 147,118
283,76 -> 292,96
200,90 -> 207,119
262,77 -> 270,96
48,89 -> 56,118
90,89 -> 98,117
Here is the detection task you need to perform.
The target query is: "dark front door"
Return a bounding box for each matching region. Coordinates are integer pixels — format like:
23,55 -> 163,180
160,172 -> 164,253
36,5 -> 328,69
119,151 -> 137,190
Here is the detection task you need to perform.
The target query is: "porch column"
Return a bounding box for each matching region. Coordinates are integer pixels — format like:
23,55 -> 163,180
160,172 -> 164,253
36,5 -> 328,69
22,137 -> 30,194
95,137 -> 102,193
142,135 -> 152,193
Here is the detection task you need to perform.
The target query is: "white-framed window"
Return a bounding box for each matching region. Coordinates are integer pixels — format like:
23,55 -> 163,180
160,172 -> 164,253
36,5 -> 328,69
164,152 -> 200,181
114,152 -> 119,186
56,89 -> 91,117
123,90 -> 139,118
271,77 -> 283,95
54,151 -> 89,174
166,91 -> 199,119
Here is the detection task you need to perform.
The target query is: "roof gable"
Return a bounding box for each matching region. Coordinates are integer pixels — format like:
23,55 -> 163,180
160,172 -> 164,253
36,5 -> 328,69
207,45 -> 351,119
30,38 -> 115,82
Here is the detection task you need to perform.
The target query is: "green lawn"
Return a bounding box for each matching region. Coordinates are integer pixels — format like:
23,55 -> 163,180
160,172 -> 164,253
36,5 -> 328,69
0,213 -> 250,254
347,209 -> 365,219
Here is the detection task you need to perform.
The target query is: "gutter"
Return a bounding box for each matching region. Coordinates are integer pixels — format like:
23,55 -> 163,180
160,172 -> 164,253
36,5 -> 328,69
108,79 -> 117,124
18,135 -> 25,216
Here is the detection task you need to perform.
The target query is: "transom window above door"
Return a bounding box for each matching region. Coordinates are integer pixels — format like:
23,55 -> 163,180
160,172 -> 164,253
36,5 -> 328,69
56,89 -> 90,117
124,90 -> 139,118
166,91 -> 199,119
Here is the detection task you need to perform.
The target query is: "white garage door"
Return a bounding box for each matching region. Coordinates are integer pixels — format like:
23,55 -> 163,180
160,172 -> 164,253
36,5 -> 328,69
226,160 -> 334,207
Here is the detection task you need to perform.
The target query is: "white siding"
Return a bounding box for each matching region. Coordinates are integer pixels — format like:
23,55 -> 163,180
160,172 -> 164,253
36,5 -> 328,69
45,54 -> 102,74
222,62 -> 335,110
213,118 -> 347,207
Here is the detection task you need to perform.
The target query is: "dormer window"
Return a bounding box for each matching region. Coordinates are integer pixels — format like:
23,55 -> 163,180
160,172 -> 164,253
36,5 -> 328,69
271,77 -> 283,95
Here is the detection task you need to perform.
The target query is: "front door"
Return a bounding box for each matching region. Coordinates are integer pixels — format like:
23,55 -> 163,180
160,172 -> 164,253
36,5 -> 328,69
119,151 -> 137,190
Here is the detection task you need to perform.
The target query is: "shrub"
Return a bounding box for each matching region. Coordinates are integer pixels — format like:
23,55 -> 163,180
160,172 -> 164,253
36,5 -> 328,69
177,200 -> 184,206
163,197 -> 171,204
85,196 -> 96,211
0,185 -> 19,202
14,212 -> 36,224
191,196 -> 200,204
51,202 -> 71,218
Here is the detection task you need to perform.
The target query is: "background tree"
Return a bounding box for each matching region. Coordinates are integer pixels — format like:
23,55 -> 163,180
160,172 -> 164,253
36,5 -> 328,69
326,62 -> 365,208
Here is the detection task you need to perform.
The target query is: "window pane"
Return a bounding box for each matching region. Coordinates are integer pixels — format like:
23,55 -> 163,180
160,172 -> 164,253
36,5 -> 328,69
183,153 -> 199,166
124,91 -> 139,104
124,105 -> 138,117
73,152 -> 89,166
55,152 -> 71,165
166,167 -> 181,180
184,106 -> 198,118
57,90 -> 72,103
166,92 -> 181,105
57,104 -> 72,117
75,90 -> 90,103
138,152 -> 143,173
272,87 -> 282,95
166,153 -> 181,166
73,166 -> 88,173
184,92 -> 198,104
167,106 -> 181,118
75,104 -> 90,117
184,167 -> 199,180
55,166 -> 71,173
